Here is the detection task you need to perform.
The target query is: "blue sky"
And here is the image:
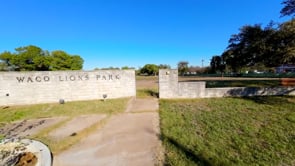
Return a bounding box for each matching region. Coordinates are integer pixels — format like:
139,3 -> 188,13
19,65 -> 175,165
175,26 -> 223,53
0,0 -> 291,70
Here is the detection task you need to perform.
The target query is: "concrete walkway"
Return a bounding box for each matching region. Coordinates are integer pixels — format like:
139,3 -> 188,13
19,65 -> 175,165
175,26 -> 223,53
54,98 -> 162,166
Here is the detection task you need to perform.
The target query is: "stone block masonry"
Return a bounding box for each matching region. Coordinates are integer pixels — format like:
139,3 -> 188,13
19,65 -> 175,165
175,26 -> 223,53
0,70 -> 136,106
159,69 -> 206,98
159,69 -> 295,99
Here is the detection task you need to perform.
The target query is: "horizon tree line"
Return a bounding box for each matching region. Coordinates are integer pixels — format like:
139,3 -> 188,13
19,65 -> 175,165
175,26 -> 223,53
0,45 -> 83,71
209,0 -> 295,74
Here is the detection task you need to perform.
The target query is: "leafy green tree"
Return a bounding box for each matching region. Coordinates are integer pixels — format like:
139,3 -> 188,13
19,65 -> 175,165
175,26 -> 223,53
50,50 -> 83,70
70,55 -> 84,70
158,64 -> 171,69
33,50 -> 51,71
0,45 -> 49,71
178,61 -> 189,76
0,51 -> 14,70
221,50 -> 240,73
210,55 -> 225,73
221,24 -> 280,72
0,51 -> 13,65
281,0 -> 295,17
229,25 -> 270,65
121,66 -> 135,70
276,19 -> 295,64
140,64 -> 159,75
13,45 -> 47,71
50,50 -> 71,70
215,1 -> 295,73
0,45 -> 83,71
258,20 -> 295,66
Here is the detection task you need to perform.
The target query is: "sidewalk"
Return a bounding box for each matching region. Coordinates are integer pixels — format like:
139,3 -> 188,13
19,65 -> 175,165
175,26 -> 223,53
54,98 -> 162,166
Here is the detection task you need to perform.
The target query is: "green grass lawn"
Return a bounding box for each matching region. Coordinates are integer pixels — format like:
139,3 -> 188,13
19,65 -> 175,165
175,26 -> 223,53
160,96 -> 295,165
0,98 -> 128,125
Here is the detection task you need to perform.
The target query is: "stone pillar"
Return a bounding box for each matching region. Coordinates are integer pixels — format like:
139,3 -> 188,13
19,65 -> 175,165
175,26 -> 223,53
159,69 -> 179,98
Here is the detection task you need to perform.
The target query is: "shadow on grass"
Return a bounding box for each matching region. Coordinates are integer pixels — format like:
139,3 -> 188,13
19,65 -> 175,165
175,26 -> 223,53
161,134 -> 213,166
225,87 -> 295,97
242,95 -> 295,105
137,89 -> 159,98
146,89 -> 159,98
207,80 -> 281,88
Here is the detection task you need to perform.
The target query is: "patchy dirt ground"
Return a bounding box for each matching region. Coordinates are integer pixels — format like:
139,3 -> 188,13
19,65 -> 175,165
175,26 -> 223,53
0,117 -> 66,139
0,115 -> 107,140
136,77 -> 158,89
48,114 -> 107,139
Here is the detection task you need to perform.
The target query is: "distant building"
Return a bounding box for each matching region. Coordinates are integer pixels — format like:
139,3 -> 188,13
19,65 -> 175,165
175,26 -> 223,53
276,64 -> 295,73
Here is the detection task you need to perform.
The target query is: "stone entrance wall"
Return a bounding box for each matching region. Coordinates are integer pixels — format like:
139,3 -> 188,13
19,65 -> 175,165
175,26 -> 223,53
159,69 -> 295,99
0,70 -> 136,106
